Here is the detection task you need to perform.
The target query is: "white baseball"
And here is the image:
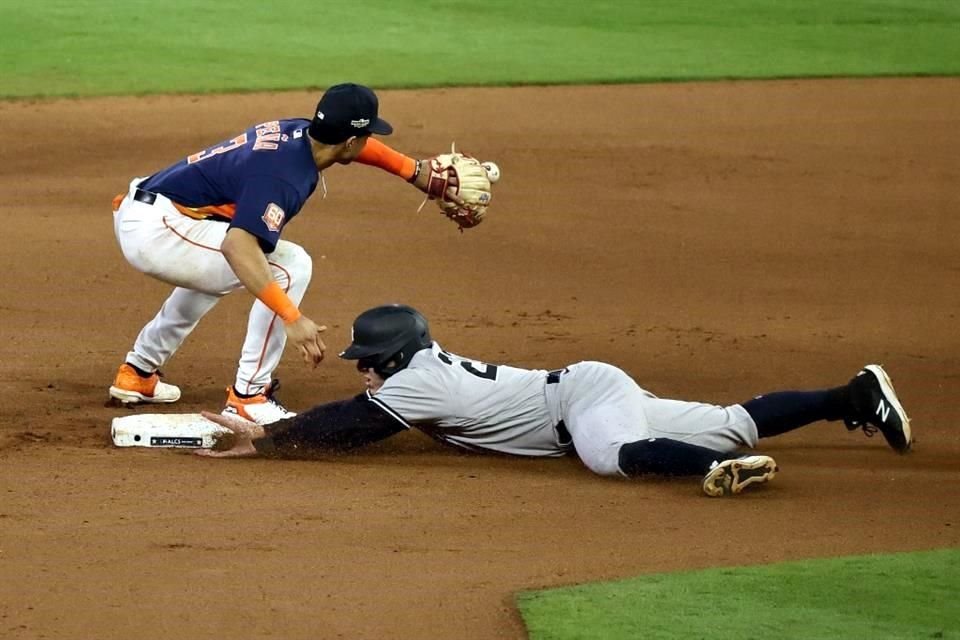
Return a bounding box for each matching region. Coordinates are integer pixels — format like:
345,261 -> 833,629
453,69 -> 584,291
481,161 -> 501,183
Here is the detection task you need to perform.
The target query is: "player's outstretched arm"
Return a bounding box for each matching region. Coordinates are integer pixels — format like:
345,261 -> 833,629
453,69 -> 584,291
352,139 -> 446,198
354,138 -> 418,181
256,394 -> 406,455
195,396 -> 406,460
357,138 -> 462,197
354,139 -> 496,230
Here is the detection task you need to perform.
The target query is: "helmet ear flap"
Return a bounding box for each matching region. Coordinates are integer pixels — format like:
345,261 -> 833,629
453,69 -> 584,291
373,350 -> 403,378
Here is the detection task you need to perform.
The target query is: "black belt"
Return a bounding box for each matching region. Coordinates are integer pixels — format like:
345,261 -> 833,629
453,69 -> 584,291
133,188 -> 158,205
546,368 -> 567,384
546,369 -> 571,445
555,420 -> 571,447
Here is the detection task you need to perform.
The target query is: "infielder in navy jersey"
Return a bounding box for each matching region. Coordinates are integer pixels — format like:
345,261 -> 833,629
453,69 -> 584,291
199,304 -> 913,497
109,84 -> 461,424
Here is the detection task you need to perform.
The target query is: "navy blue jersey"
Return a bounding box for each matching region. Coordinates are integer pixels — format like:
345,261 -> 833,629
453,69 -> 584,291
139,119 -> 318,253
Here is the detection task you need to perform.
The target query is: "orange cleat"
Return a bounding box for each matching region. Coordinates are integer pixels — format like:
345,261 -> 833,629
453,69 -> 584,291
109,363 -> 181,404
222,380 -> 295,425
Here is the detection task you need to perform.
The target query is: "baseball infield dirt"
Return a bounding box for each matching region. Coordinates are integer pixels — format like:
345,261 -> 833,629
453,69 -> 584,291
1,78 -> 958,639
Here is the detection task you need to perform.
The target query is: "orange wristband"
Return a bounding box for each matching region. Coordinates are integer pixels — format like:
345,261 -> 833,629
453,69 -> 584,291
257,281 -> 302,324
356,138 -> 417,180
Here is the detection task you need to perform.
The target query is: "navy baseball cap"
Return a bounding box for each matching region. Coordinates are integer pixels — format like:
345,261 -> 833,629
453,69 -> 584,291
308,83 -> 393,144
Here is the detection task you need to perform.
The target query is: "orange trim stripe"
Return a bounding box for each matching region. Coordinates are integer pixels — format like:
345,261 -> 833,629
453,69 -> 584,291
250,262 -> 294,386
172,202 -> 237,221
161,216 -> 223,252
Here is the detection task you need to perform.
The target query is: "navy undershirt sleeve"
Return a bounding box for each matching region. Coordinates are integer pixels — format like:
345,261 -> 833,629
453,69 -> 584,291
252,393 -> 406,457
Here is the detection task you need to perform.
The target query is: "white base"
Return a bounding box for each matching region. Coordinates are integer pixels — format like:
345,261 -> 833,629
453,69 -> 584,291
111,413 -> 230,448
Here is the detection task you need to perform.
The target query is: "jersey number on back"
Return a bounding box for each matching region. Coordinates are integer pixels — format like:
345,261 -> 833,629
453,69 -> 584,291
186,122 -> 282,164
187,134 -> 247,165
437,350 -> 499,381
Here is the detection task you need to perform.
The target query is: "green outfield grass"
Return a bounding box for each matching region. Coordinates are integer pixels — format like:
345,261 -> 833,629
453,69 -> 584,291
517,549 -> 960,640
1,0 -> 959,98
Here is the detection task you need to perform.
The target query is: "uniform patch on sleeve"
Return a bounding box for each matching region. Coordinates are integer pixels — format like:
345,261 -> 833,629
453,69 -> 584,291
262,203 -> 285,232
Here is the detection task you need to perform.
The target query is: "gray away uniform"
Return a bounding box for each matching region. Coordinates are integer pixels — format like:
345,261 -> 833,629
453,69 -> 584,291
369,342 -> 759,476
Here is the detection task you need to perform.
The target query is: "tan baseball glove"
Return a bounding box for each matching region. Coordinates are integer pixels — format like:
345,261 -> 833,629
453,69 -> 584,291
423,147 -> 493,230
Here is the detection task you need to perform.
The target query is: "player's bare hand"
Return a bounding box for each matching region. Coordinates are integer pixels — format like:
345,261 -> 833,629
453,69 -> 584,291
285,316 -> 327,367
194,411 -> 265,458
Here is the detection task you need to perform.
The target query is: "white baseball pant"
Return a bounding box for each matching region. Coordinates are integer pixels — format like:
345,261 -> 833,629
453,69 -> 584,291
556,362 -> 759,476
112,178 -> 313,394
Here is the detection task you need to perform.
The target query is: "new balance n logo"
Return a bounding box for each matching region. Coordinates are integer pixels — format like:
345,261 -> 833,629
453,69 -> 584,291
876,399 -> 890,423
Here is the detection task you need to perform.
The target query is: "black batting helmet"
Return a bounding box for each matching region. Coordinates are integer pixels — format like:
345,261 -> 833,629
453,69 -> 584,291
339,304 -> 432,378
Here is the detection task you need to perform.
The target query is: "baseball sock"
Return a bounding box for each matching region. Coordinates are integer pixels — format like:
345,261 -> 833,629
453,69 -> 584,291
232,386 -> 262,399
741,386 -> 851,438
618,438 -> 730,477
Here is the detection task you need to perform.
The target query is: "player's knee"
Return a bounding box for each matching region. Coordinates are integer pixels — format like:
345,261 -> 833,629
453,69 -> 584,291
579,446 -> 625,477
271,243 -> 313,289
290,245 -> 313,284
